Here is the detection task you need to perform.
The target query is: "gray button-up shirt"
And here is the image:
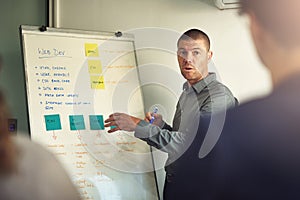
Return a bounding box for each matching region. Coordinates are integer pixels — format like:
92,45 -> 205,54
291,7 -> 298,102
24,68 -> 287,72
134,73 -> 236,171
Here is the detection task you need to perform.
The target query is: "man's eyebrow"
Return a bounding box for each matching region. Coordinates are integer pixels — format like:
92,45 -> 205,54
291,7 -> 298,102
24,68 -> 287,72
177,47 -> 202,50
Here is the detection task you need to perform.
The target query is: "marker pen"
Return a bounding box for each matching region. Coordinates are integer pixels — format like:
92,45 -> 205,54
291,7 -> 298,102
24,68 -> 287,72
150,107 -> 159,124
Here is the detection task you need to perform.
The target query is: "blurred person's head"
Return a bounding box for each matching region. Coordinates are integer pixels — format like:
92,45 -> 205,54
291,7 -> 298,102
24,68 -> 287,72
240,0 -> 300,47
0,55 -> 2,72
239,0 -> 300,86
0,56 -> 16,175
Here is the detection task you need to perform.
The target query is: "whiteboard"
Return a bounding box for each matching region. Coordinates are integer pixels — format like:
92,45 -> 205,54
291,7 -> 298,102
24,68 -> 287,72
20,25 -> 158,200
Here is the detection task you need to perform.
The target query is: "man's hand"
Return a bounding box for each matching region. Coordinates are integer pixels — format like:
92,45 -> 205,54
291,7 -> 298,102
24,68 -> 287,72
104,113 -> 141,133
145,112 -> 164,127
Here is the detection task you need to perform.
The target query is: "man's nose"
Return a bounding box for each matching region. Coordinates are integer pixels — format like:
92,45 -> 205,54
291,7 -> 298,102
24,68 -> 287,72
184,52 -> 193,63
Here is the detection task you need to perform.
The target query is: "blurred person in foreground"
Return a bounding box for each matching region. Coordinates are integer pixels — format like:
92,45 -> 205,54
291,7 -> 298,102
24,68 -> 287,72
0,55 -> 81,200
168,0 -> 300,199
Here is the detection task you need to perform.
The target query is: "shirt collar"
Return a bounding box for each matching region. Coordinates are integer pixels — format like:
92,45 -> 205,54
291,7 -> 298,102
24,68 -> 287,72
183,73 -> 217,94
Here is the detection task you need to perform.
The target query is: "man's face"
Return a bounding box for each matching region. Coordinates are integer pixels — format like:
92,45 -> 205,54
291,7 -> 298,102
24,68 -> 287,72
177,39 -> 212,85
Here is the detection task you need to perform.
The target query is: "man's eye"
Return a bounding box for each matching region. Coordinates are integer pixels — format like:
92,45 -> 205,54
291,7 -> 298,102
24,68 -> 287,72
178,51 -> 187,56
193,51 -> 200,55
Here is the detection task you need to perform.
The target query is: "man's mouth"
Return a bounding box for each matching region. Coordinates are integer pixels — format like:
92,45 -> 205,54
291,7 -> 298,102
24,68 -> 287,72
183,65 -> 193,71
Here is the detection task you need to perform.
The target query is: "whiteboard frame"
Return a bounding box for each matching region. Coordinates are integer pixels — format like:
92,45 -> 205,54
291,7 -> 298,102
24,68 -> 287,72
20,25 -> 135,41
19,25 -> 160,199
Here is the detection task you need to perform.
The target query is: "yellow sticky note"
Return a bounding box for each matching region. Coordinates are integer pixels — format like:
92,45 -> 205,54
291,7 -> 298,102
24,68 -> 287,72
85,43 -> 99,57
88,60 -> 102,74
90,76 -> 105,89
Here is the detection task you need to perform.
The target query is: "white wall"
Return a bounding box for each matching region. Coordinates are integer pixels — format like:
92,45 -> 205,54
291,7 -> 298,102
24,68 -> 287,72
54,0 -> 271,103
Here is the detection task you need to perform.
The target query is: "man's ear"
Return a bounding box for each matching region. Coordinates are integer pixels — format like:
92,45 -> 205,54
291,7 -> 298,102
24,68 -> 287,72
248,11 -> 279,71
207,51 -> 213,61
249,11 -> 266,50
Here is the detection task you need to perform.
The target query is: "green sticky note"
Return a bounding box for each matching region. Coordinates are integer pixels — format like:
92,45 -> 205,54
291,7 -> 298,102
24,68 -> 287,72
89,115 -> 104,130
45,114 -> 62,131
69,115 -> 86,130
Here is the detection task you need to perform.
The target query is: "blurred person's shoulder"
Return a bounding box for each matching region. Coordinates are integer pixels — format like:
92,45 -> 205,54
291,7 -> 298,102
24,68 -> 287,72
12,133 -> 58,164
9,133 -> 81,200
